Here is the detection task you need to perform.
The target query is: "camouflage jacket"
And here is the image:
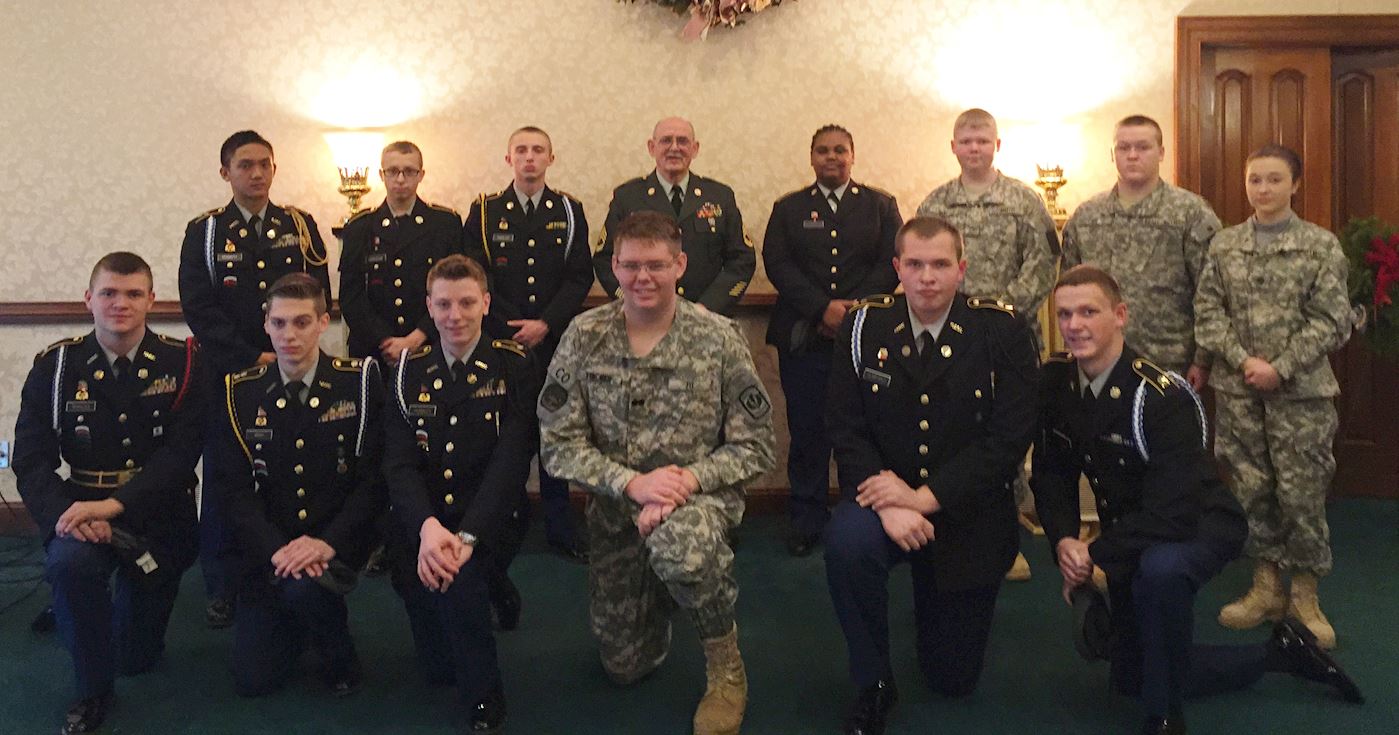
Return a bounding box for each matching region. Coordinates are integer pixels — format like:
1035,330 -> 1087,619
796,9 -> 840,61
1062,181 -> 1222,372
916,172 -> 1060,314
1194,216 -> 1351,398
537,299 -> 775,502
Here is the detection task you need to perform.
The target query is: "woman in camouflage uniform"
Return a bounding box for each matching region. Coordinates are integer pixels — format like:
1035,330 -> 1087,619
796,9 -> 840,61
1195,144 -> 1352,649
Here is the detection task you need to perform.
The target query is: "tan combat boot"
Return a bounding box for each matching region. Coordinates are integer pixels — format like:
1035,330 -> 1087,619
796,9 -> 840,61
1005,551 -> 1032,581
694,625 -> 747,735
1218,561 -> 1287,630
1287,572 -> 1336,650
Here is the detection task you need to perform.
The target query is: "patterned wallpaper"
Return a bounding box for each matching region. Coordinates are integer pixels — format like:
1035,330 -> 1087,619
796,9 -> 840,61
0,0 -> 1389,500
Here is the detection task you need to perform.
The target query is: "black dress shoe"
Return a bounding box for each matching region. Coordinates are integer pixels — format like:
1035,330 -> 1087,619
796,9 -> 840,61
62,690 -> 114,734
1273,617 -> 1364,703
32,605 -> 55,634
363,545 -> 389,577
467,684 -> 507,733
843,679 -> 898,735
489,574 -> 522,632
1140,716 -> 1186,734
1070,583 -> 1112,661
785,530 -> 819,558
547,538 -> 589,564
329,667 -> 363,698
205,597 -> 234,629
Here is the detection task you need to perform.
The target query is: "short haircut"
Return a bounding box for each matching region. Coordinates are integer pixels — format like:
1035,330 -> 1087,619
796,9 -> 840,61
90,251 -> 153,290
265,272 -> 326,315
895,216 -> 965,260
1247,143 -> 1302,180
1055,264 -> 1124,306
810,124 -> 854,151
613,211 -> 683,256
220,130 -> 274,168
382,140 -> 423,163
426,254 -> 488,292
509,126 -> 553,149
953,108 -> 997,135
1115,115 -> 1163,146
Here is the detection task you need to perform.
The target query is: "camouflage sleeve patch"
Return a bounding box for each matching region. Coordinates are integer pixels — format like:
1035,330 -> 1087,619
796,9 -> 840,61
738,384 -> 771,419
539,382 -> 568,412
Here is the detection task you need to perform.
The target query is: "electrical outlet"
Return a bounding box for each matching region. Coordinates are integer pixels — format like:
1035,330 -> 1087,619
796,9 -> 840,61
0,439 -> 9,469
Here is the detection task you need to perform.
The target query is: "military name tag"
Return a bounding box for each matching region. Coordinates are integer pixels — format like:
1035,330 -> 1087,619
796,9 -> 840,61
407,404 -> 438,417
216,252 -> 245,263
803,219 -> 826,229
365,252 -> 388,264
491,233 -> 515,243
66,400 -> 97,412
245,428 -> 274,441
860,368 -> 892,387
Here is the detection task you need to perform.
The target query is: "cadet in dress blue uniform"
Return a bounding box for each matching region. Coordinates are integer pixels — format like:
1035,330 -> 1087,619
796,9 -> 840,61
463,125 -> 592,563
1034,265 -> 1362,735
178,130 -> 332,627
381,255 -> 539,733
13,253 -> 203,735
824,217 -> 1038,735
339,140 -> 464,363
763,124 -> 901,556
212,274 -> 383,698
593,117 -> 754,315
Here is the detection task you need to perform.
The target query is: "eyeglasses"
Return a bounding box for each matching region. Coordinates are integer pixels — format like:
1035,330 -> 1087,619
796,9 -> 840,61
615,260 -> 675,275
381,167 -> 422,180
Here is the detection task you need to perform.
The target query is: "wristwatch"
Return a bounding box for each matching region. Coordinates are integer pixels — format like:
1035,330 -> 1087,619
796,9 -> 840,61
456,530 -> 478,546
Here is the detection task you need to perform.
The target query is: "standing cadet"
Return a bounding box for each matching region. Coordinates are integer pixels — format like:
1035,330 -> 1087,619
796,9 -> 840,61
916,107 -> 1061,582
178,130 -> 332,627
214,274 -> 383,698
340,140 -> 463,364
1195,145 -> 1354,650
14,252 -> 203,735
539,212 -> 775,735
1036,265 -> 1361,735
593,116 -> 754,315
764,124 -> 901,556
824,217 -> 1038,735
382,255 -> 538,734
1061,115 -> 1221,385
464,125 -> 592,562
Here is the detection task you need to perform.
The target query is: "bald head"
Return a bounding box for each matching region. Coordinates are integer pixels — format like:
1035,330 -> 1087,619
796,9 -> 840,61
648,116 -> 700,183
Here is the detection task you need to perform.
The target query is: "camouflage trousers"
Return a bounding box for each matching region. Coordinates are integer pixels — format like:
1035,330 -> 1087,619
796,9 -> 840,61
586,490 -> 743,684
1214,393 -> 1336,575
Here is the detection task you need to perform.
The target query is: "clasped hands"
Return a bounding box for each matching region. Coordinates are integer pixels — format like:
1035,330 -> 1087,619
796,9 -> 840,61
1055,537 -> 1094,605
55,498 -> 124,544
270,535 -> 336,580
1241,356 -> 1281,392
857,470 -> 940,552
418,517 -> 474,592
625,465 -> 700,537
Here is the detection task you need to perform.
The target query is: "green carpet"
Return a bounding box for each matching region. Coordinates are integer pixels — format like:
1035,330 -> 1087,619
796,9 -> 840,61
2,500 -> 1395,734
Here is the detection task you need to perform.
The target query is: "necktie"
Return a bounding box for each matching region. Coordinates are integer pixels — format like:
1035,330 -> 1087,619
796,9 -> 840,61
285,381 -> 303,409
917,332 -> 935,371
113,356 -> 132,383
827,192 -> 840,213
670,187 -> 683,216
451,361 -> 466,384
248,215 -> 262,238
524,198 -> 535,219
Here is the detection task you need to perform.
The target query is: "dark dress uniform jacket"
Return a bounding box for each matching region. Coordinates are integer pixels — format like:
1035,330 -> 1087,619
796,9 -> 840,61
1032,346 -> 1246,579
382,339 -> 540,552
216,354 -> 385,575
828,294 -> 1039,589
763,181 -> 901,352
13,330 -> 203,562
463,184 -> 592,347
593,171 -> 754,314
179,201 -> 332,375
339,199 -> 464,358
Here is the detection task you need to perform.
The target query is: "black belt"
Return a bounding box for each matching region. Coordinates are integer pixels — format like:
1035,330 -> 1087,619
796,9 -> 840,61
70,467 -> 142,490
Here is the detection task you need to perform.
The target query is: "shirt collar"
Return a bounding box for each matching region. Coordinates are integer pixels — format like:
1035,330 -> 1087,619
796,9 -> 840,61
279,353 -> 320,390
656,172 -> 691,200
1077,354 -> 1122,398
236,202 -> 269,224
387,197 -> 418,219
512,183 -> 544,210
907,302 -> 950,343
99,341 -> 142,368
817,181 -> 850,201
442,335 -> 482,368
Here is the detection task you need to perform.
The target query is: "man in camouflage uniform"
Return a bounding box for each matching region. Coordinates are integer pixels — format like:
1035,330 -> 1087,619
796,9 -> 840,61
916,108 -> 1061,582
539,211 -> 775,735
1061,115 -> 1221,387
1194,145 -> 1353,650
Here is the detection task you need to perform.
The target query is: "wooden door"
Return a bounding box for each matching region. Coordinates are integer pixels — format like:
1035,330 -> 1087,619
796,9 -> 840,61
1199,47 -> 1333,226
1331,50 -> 1399,499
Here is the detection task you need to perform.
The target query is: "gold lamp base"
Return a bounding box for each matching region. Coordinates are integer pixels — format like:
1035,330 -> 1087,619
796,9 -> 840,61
336,166 -> 371,226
